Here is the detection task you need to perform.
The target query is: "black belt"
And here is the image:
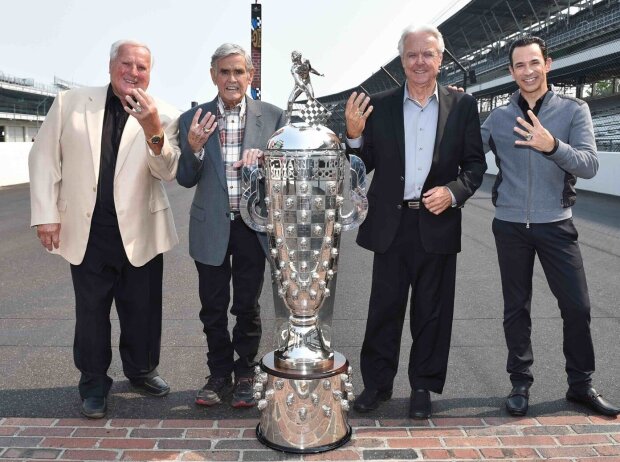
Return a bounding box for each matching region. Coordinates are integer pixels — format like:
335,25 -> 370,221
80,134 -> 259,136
228,210 -> 241,221
402,200 -> 421,209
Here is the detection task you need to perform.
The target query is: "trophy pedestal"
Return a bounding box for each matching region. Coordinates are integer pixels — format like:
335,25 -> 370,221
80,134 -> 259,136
254,351 -> 353,453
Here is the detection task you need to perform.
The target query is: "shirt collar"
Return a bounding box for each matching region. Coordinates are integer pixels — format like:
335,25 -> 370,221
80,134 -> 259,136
403,82 -> 439,108
217,95 -> 246,119
517,86 -> 552,111
105,84 -> 124,110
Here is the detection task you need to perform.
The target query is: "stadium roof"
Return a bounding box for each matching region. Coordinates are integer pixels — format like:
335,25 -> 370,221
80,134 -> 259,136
441,0 -> 598,60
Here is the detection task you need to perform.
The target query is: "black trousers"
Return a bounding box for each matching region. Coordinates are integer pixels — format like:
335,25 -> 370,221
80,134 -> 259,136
492,218 -> 594,390
360,208 -> 457,394
195,214 -> 265,379
70,223 -> 163,399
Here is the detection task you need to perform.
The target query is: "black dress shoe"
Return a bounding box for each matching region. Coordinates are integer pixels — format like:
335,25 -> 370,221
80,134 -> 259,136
505,384 -> 530,416
409,389 -> 431,419
130,375 -> 170,397
566,386 -> 620,416
81,396 -> 107,419
353,388 -> 392,412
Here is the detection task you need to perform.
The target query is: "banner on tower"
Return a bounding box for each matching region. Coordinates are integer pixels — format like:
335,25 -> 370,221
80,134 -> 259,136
251,3 -> 262,100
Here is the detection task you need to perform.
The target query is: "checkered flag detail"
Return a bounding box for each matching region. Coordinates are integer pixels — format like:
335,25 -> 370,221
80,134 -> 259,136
297,99 -> 332,127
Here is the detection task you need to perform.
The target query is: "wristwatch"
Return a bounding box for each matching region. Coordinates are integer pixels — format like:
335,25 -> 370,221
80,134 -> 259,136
148,131 -> 165,145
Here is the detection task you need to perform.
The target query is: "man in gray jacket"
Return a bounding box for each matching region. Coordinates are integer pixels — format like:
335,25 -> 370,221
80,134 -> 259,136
481,35 -> 618,417
175,43 -> 285,409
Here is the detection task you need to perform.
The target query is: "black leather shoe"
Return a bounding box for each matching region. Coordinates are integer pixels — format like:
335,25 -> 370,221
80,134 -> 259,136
566,386 -> 620,416
81,396 -> 107,419
409,389 -> 431,419
353,388 -> 392,412
505,384 -> 530,416
130,375 -> 170,397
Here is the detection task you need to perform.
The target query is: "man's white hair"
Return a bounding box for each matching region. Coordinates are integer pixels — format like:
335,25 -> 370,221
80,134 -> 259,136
109,39 -> 153,67
397,24 -> 445,56
211,43 -> 253,72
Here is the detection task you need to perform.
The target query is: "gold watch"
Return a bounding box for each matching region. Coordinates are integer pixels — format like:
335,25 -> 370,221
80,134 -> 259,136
148,131 -> 165,145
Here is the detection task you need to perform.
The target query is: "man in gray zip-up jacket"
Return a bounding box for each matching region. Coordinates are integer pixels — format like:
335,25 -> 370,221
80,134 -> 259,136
481,35 -> 618,417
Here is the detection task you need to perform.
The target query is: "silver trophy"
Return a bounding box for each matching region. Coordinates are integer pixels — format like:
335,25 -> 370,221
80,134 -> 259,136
239,53 -> 367,454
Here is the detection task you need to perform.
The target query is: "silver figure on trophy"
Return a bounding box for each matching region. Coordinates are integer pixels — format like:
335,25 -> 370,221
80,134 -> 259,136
286,50 -> 324,121
239,53 -> 368,454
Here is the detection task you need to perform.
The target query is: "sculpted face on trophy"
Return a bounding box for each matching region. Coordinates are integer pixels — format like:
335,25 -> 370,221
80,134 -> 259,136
238,51 -> 368,453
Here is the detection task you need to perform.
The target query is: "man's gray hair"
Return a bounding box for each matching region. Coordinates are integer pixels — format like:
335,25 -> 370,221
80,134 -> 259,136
109,39 -> 153,66
397,24 -> 445,56
211,43 -> 254,72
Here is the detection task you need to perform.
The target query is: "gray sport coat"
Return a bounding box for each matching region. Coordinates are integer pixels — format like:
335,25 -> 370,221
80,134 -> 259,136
176,96 -> 285,265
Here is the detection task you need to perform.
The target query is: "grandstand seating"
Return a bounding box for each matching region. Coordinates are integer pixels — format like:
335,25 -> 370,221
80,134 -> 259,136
316,0 -> 620,153
592,109 -> 620,151
442,1 -> 620,86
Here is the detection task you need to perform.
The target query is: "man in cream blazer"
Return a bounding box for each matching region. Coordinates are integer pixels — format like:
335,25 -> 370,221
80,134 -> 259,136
29,40 -> 179,419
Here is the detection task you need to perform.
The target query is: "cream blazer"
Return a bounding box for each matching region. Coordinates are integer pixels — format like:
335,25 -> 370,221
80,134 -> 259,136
29,85 -> 180,267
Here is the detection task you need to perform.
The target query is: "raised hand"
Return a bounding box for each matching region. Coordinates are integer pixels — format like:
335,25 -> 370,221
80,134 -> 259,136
514,110 -> 555,152
345,91 -> 373,139
124,88 -> 161,136
186,108 -> 218,153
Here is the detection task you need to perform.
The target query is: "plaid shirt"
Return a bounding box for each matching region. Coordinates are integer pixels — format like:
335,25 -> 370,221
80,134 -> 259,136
217,96 -> 246,211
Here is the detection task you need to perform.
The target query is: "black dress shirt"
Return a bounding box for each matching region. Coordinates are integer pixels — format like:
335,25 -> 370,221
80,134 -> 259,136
93,85 -> 129,226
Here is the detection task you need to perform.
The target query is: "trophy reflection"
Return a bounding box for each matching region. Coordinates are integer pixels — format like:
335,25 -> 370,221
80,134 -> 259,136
239,51 -> 368,454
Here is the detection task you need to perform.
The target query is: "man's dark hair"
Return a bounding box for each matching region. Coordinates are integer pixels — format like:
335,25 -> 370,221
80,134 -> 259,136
508,35 -> 548,67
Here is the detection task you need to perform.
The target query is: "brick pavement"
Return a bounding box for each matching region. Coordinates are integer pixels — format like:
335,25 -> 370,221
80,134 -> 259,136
0,415 -> 618,461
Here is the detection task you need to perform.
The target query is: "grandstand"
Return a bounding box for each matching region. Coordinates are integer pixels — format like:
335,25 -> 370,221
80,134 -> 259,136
317,0 -> 620,153
0,72 -> 79,142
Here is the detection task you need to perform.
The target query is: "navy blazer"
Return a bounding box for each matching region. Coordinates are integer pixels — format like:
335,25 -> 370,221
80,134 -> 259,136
347,84 -> 487,255
176,96 -> 285,265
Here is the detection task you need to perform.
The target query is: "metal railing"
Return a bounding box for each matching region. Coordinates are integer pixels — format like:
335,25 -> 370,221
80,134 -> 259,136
0,71 -> 60,95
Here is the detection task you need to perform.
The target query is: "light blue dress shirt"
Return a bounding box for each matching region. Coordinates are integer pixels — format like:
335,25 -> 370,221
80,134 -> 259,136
346,84 -> 456,205
402,85 -> 438,200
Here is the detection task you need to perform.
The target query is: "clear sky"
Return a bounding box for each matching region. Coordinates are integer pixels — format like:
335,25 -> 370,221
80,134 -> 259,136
0,0 -> 468,110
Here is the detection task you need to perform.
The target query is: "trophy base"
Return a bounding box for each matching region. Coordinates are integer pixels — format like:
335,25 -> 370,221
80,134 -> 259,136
254,351 -> 353,453
256,422 -> 352,454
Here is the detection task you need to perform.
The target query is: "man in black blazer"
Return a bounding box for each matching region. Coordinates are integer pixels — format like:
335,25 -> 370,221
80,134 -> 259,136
345,24 -> 486,419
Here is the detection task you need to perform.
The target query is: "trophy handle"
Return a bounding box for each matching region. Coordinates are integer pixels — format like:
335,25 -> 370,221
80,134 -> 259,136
240,164 -> 268,232
339,154 -> 368,231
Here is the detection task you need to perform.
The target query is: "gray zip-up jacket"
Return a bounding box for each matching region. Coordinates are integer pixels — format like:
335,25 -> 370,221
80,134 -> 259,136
481,89 -> 598,225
